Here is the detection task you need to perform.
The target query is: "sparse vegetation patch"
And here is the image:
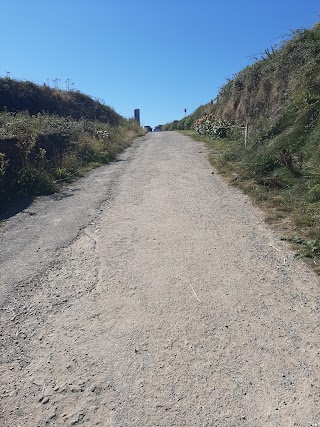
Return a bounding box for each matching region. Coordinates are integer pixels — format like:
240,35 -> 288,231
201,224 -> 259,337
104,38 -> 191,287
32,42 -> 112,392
0,80 -> 144,210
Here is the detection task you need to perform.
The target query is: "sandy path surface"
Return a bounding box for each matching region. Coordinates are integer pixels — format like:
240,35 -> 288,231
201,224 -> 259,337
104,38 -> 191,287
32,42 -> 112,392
0,131 -> 319,426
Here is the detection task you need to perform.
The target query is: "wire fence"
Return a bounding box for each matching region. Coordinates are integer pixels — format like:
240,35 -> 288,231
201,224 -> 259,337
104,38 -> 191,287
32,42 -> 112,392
206,124 -> 249,147
224,124 -> 249,147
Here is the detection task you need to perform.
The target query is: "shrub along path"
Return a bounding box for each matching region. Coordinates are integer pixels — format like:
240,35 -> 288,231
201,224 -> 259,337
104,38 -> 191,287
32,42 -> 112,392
0,131 -> 319,426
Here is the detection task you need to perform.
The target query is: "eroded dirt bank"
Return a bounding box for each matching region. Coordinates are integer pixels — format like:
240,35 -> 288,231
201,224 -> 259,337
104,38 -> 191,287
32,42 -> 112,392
0,132 -> 319,426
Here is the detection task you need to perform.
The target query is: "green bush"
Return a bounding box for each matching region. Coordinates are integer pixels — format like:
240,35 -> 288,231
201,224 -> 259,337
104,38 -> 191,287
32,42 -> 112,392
194,114 -> 229,139
15,166 -> 56,196
251,153 -> 279,176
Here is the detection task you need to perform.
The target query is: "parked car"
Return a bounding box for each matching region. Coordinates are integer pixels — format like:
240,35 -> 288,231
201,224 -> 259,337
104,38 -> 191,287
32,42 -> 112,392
153,126 -> 161,132
143,125 -> 152,132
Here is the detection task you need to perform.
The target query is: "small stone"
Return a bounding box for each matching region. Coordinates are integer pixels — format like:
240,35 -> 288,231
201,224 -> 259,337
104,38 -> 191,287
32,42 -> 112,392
42,397 -> 49,404
69,410 -> 85,426
45,410 -> 56,423
43,387 -> 53,397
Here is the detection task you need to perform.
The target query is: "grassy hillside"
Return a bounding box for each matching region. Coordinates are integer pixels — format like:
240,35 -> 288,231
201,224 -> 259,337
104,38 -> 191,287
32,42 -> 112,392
165,23 -> 320,270
0,78 -> 122,125
0,78 -> 144,211
165,23 -> 320,134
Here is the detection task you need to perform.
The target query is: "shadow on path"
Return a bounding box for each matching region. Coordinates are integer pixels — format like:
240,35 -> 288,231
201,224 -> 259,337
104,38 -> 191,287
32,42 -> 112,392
0,196 -> 34,221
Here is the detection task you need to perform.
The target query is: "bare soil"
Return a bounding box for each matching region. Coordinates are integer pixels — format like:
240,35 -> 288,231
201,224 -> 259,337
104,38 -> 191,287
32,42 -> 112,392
0,131 -> 319,426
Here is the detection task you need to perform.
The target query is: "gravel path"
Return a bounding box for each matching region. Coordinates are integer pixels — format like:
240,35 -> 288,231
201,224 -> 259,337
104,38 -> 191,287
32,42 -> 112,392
0,131 -> 319,426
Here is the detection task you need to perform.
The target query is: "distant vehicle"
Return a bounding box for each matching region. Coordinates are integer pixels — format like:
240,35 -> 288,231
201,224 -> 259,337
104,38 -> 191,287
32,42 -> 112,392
143,126 -> 152,132
153,126 -> 161,132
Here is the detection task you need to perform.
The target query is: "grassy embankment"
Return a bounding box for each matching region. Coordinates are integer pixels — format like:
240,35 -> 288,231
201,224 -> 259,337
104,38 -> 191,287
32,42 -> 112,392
0,78 -> 144,210
165,24 -> 320,271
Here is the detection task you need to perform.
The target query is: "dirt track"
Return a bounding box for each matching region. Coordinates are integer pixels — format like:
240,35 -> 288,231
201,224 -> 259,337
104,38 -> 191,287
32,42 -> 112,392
0,131 -> 319,426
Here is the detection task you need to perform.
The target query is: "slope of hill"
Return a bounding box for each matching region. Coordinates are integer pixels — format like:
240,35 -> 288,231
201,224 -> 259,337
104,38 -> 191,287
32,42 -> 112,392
166,23 -> 320,136
164,23 -> 320,267
0,78 -> 122,125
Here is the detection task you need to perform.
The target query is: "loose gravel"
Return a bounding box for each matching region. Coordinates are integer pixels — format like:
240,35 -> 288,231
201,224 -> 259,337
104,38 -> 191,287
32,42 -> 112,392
0,131 -> 319,426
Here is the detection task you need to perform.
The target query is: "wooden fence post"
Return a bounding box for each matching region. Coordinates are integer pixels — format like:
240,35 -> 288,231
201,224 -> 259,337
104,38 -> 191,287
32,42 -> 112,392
244,123 -> 248,148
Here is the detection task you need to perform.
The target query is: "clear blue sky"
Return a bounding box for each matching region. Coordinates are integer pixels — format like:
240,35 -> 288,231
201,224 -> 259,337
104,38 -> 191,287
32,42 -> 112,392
1,0 -> 319,127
